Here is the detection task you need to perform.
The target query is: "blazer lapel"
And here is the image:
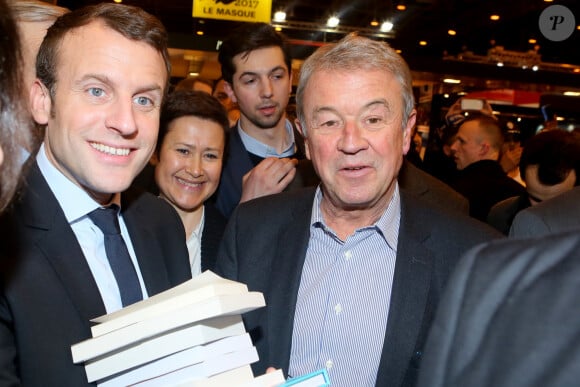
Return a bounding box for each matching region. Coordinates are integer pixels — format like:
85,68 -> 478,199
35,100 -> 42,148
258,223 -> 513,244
375,192 -> 433,386
21,164 -> 106,324
121,196 -> 169,297
266,189 -> 315,371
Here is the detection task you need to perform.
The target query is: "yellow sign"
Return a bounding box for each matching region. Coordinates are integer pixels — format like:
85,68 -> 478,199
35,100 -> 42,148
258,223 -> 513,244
193,0 -> 272,23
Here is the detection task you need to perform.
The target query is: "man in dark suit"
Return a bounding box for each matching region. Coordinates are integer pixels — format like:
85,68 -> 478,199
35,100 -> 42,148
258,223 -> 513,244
216,34 -> 501,387
418,230 -> 580,387
0,4 -> 190,385
449,115 -> 526,221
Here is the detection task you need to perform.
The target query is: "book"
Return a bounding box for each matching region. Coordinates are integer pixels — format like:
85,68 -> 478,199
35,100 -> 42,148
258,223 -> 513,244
72,291 -> 265,363
130,346 -> 260,386
97,333 -> 253,386
88,320 -> 248,383
91,271 -> 248,337
174,366 -> 255,387
238,369 -> 287,387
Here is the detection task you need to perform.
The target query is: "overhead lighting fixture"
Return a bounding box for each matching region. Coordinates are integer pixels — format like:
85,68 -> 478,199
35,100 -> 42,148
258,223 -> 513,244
563,91 -> 580,96
196,31 -> 204,36
490,14 -> 500,21
275,26 -> 282,32
274,11 -> 286,22
370,19 -> 379,27
396,4 -> 406,11
443,78 -> 461,84
419,40 -> 427,46
327,16 -> 340,28
574,69 -> 580,73
380,21 -> 394,32
532,65 -> 539,71
395,49 -> 402,54
443,93 -> 450,98
448,29 -> 456,36
113,0 -> 122,3
528,38 -> 537,44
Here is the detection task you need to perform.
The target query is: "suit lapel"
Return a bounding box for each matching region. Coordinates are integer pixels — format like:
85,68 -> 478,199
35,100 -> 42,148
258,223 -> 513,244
267,190 -> 315,370
375,192 -> 433,386
21,164 -> 106,324
121,195 -> 168,297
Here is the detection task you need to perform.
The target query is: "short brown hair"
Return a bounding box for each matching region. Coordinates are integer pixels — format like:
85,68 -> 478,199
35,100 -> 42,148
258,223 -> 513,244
36,3 -> 171,98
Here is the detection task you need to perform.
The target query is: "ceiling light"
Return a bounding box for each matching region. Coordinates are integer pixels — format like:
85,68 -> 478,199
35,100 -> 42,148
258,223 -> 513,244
448,29 -> 456,36
490,15 -> 500,21
443,78 -> 461,84
397,4 -> 407,11
563,91 -> 580,96
532,65 -> 539,71
370,19 -> 379,27
113,0 -> 122,3
528,38 -> 537,44
275,27 -> 282,32
196,31 -> 204,36
327,16 -> 340,28
574,69 -> 580,73
497,62 -> 504,67
443,94 -> 450,98
274,11 -> 286,22
419,40 -> 427,46
380,21 -> 394,32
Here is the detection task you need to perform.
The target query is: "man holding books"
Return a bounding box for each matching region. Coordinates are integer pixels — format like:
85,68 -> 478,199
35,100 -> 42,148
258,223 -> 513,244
0,4 -> 190,385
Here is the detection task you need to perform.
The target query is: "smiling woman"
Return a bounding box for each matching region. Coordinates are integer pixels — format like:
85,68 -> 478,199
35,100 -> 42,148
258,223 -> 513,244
154,90 -> 229,277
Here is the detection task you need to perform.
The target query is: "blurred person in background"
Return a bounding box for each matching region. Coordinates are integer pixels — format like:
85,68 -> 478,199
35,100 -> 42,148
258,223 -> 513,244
488,129 -> 580,234
213,77 -> 240,127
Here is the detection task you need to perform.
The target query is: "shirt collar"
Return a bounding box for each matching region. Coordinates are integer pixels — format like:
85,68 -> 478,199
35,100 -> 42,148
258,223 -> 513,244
237,119 -> 296,158
36,143 -> 121,224
310,184 -> 401,251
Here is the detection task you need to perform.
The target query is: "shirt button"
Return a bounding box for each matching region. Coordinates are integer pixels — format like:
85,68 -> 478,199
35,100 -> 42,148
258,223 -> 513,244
344,250 -> 352,260
326,359 -> 334,369
334,303 -> 342,314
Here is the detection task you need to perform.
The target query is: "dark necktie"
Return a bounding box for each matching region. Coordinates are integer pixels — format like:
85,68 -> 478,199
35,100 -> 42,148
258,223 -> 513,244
89,205 -> 143,307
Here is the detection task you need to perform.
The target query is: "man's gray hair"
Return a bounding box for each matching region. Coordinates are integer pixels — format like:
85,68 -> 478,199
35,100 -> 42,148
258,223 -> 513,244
296,33 -> 415,136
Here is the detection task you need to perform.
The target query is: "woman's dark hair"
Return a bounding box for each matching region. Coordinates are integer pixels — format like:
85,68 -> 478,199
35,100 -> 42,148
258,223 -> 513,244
157,90 -> 229,154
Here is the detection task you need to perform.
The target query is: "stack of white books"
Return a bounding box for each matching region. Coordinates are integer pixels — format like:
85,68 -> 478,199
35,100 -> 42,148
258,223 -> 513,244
71,271 -> 286,386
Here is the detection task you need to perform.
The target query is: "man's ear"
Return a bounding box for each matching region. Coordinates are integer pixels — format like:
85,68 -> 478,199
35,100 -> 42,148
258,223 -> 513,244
223,81 -> 237,104
295,119 -> 311,160
402,110 -> 417,155
30,80 -> 51,125
479,141 -> 491,156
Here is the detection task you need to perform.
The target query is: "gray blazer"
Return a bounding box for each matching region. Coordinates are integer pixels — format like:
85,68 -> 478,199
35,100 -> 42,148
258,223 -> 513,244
509,187 -> 580,238
418,231 -> 580,387
216,187 -> 501,387
0,163 -> 191,386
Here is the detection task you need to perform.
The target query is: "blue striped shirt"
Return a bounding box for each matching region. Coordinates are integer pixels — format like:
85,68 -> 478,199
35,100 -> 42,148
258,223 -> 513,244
289,185 -> 400,386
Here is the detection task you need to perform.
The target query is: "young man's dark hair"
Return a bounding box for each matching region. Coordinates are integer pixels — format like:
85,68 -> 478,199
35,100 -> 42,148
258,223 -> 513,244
217,22 -> 292,84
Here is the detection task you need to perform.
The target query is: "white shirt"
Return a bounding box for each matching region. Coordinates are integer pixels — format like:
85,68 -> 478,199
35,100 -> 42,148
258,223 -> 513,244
36,144 -> 149,313
186,207 -> 205,277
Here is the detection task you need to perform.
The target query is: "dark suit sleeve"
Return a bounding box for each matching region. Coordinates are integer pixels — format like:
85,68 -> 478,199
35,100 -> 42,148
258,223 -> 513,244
214,207 -> 240,281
